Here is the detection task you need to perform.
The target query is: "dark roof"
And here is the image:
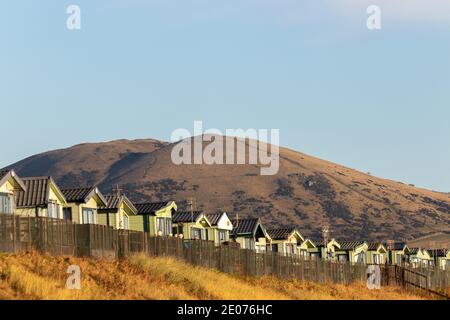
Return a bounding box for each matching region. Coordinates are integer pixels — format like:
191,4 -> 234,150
310,239 -> 324,247
368,242 -> 385,251
311,239 -> 328,247
61,187 -> 106,205
134,202 -> 172,215
267,228 -> 296,240
16,177 -> 65,208
409,248 -> 420,255
0,170 -> 8,180
420,249 -> 448,257
339,241 -> 366,251
230,218 -> 260,235
432,249 -> 449,257
383,242 -> 408,251
102,195 -> 121,209
310,239 -> 341,248
99,194 -> 137,213
172,211 -> 203,223
205,213 -> 224,226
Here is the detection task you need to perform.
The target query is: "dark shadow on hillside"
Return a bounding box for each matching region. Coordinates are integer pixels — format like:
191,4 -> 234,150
108,152 -> 149,174
15,156 -> 55,177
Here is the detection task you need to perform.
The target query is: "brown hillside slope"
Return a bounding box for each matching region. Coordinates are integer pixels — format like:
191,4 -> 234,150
6,137 -> 450,241
0,252 -> 428,300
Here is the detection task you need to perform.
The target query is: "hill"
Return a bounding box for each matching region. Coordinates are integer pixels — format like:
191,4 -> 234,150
408,232 -> 450,249
0,252 -> 428,300
6,138 -> 450,241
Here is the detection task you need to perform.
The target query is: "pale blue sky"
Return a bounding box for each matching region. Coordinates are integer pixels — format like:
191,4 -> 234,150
1,1 -> 449,192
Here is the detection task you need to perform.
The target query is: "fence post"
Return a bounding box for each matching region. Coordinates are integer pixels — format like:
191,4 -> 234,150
12,214 -> 16,253
144,232 -> 148,254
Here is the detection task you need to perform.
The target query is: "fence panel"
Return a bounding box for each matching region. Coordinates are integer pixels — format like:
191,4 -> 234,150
0,215 -> 15,253
75,224 -> 115,259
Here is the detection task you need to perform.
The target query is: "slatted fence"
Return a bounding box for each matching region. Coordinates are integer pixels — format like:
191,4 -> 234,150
0,214 -> 449,298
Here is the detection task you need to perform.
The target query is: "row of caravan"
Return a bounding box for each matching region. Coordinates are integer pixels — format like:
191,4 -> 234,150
1,170 -> 449,269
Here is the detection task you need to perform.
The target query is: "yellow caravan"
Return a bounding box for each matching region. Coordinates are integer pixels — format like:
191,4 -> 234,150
434,249 -> 450,270
172,211 -> 212,240
61,187 -> 108,224
335,241 -> 369,264
298,239 -> 317,259
266,228 -> 304,256
385,242 -> 410,266
0,170 -> 26,215
15,176 -> 67,219
367,243 -> 388,264
98,194 -> 138,230
308,239 -> 341,260
408,248 -> 434,268
205,212 -> 233,246
130,201 -> 177,235
230,218 -> 272,253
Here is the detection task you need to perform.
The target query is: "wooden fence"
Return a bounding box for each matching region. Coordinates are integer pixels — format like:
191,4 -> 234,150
0,215 -> 75,255
0,214 -> 449,297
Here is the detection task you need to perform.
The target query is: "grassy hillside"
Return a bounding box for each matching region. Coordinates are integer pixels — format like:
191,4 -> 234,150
7,138 -> 450,241
0,252 -> 430,300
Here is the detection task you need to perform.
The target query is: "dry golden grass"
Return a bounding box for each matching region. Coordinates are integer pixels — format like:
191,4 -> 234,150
129,254 -> 289,300
0,252 -> 193,300
244,276 -> 429,300
0,252 -> 432,300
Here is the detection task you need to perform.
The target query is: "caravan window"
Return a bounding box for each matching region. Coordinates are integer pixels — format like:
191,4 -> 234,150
192,227 -> 199,240
156,218 -> 165,234
218,230 -> 227,243
244,238 -> 255,250
192,227 -> 205,240
0,193 -> 12,214
63,208 -> 72,221
373,254 -> 380,264
82,208 -> 96,224
123,215 -> 129,230
286,244 -> 295,255
47,202 -> 60,219
165,219 -> 172,236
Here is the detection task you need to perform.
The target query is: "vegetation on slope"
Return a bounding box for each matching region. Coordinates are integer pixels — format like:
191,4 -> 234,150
0,252 -> 429,300
8,138 -> 450,241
